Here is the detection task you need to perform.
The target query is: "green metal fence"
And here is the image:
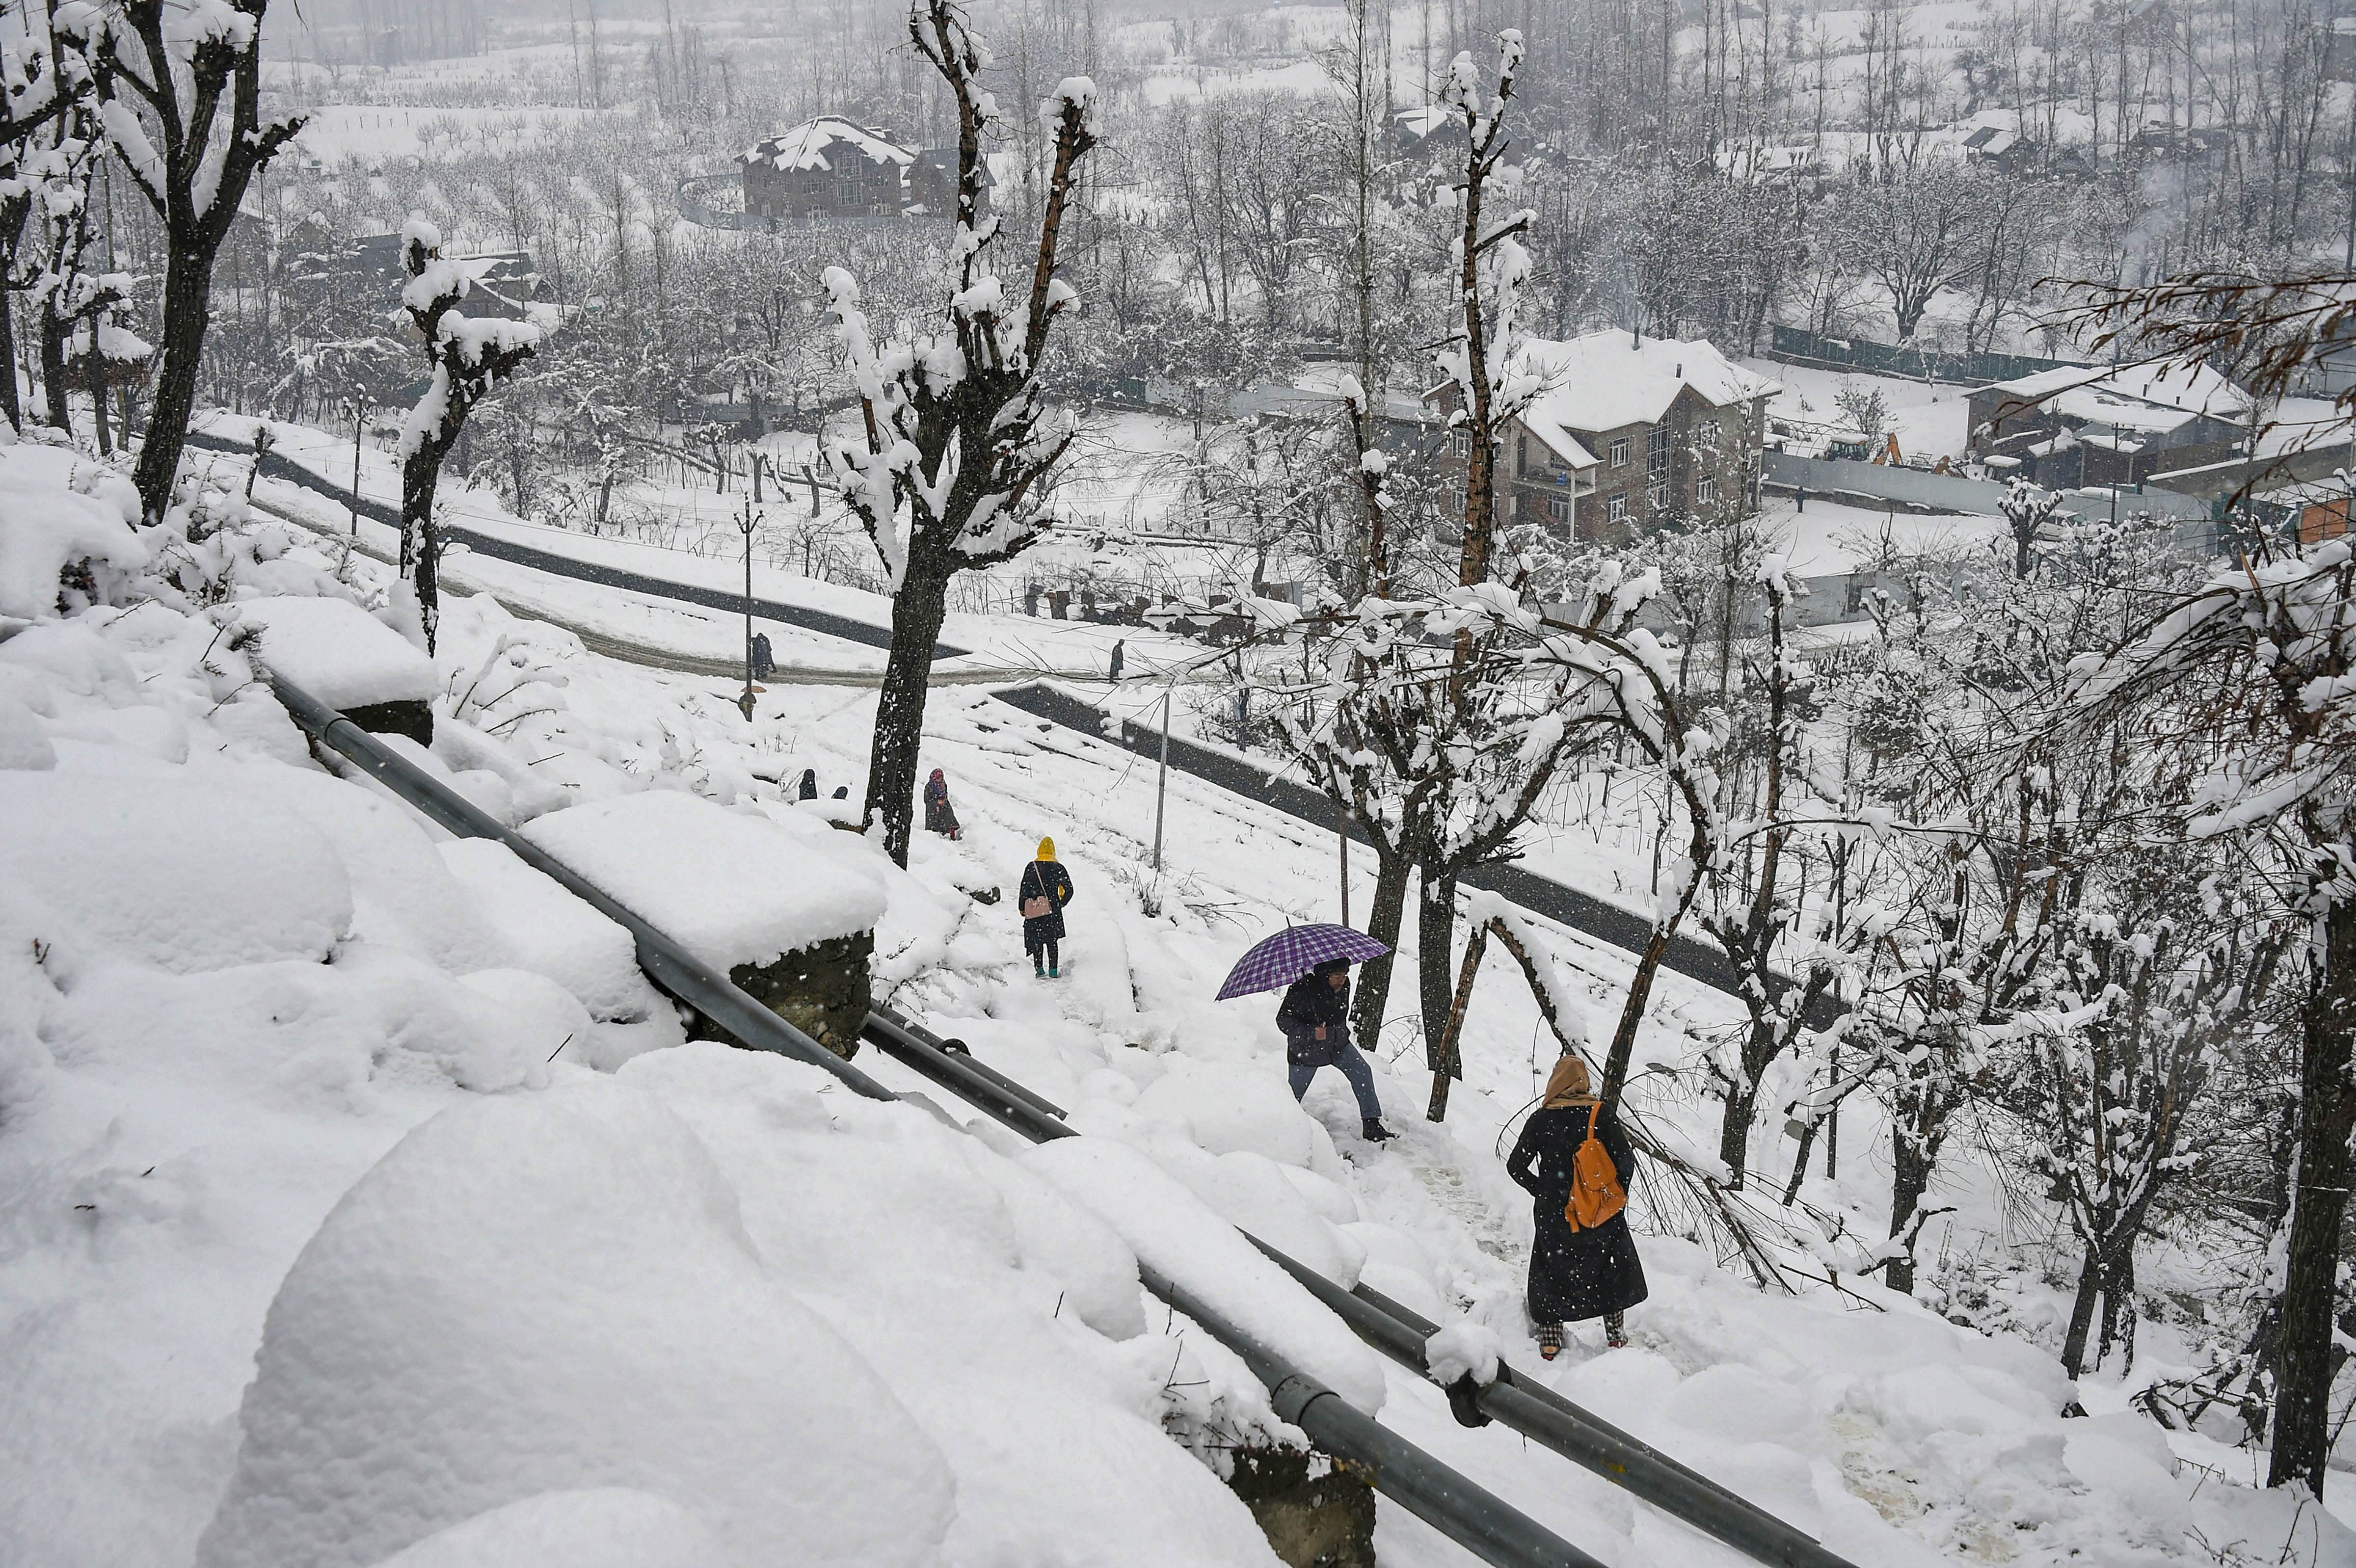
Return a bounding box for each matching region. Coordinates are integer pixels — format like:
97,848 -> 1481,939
1767,325 -> 2089,388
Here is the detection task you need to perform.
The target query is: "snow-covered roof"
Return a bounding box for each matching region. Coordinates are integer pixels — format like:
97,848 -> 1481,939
1393,106 -> 1451,140
1985,359 -> 2251,425
742,117 -> 915,173
1508,332 -> 1779,464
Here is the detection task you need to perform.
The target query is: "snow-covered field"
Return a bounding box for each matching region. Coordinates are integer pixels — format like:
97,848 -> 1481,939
6,426 -> 2353,1567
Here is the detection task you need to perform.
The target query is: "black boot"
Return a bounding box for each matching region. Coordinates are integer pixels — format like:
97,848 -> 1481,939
1361,1117 -> 1395,1143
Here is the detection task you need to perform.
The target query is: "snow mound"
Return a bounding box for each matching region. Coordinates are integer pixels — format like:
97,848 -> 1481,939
195,1078 -> 955,1568
520,790 -> 887,970
0,445 -> 148,619
364,1489 -> 723,1568
1024,1136 -> 1388,1415
1425,1321 -> 1503,1387
236,595 -> 438,709
436,839 -> 667,1028
234,762 -> 508,974
0,769 -> 351,973
1132,1058 -> 1323,1168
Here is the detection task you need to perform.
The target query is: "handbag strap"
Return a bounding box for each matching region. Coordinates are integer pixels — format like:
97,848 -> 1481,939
1585,1100 -> 1603,1140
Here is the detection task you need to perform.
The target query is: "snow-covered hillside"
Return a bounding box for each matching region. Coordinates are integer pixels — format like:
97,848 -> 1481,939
3,429 -> 2349,1568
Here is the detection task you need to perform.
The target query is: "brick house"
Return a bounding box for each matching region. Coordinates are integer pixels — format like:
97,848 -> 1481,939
1431,331 -> 1778,547
740,118 -> 916,221
1967,360 -> 2250,490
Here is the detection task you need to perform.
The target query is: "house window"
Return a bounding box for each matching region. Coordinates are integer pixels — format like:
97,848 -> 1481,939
1607,493 -> 1629,524
1516,434 -> 1528,477
1451,431 -> 1472,457
1647,426 -> 1670,478
1546,495 -> 1570,523
1698,418 -> 1719,449
1608,436 -> 1630,468
1697,476 -> 1717,505
1647,482 -> 1668,510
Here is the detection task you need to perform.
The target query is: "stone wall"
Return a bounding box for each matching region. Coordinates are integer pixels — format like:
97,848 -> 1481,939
1224,1446 -> 1375,1568
691,929 -> 874,1060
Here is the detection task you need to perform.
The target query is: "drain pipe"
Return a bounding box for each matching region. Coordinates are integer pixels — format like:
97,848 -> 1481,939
269,673 -> 1604,1568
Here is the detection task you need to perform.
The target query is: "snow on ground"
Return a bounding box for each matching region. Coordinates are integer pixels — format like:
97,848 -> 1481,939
6,428 -> 2351,1568
193,414 -> 1210,682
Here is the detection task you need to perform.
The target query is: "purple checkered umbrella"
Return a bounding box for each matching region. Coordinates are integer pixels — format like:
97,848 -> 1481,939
1214,923 -> 1390,1001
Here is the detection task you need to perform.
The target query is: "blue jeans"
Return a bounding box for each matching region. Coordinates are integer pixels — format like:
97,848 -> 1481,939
1289,1039 -> 1384,1122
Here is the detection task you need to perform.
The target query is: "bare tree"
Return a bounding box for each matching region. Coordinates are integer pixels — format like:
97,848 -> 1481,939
827,0 -> 1100,865
2069,544 -> 2356,1496
80,0 -> 303,520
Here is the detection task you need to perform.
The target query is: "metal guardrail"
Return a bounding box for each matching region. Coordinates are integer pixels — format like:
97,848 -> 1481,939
861,1006 -> 1851,1568
267,671 -> 1606,1568
183,429 -> 971,660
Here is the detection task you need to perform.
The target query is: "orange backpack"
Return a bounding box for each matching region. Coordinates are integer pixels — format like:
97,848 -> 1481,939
1565,1101 -> 1628,1232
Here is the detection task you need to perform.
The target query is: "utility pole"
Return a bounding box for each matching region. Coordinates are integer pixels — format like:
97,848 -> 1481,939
1151,666 -> 1175,877
1339,799 -> 1351,926
737,488 -> 763,721
342,394 -> 371,538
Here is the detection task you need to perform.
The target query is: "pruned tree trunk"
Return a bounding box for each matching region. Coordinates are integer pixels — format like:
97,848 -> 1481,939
1351,845 -> 1411,1055
2270,894 -> 2356,1494
0,298 -> 20,432
1427,916 -> 1487,1122
38,300 -> 68,433
2060,1243 -> 2105,1380
1416,867 -> 1458,1062
868,565 -> 948,856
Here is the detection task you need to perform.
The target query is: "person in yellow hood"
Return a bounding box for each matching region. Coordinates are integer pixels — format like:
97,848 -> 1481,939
1017,836 -> 1073,978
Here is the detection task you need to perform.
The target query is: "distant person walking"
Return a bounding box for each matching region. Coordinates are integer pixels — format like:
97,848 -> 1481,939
1018,837 -> 1073,978
1277,959 -> 1394,1144
750,631 -> 776,682
1109,638 -> 1125,681
1507,1055 -> 1646,1359
798,768 -> 819,801
922,768 -> 961,840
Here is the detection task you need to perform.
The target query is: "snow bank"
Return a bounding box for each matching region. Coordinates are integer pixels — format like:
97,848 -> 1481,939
435,839 -> 668,1027
234,761 -> 508,974
236,594 -> 438,709
1425,1321 -> 1503,1387
0,769 -> 352,973
0,441 -> 147,619
1131,1058 -> 1325,1168
1023,1136 -> 1388,1415
365,1490 -> 721,1568
519,790 -> 887,969
196,1078 -> 954,1568
622,1044 -> 1289,1568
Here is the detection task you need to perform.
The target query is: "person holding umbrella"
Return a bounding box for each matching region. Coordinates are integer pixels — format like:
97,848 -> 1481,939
1218,924 -> 1394,1145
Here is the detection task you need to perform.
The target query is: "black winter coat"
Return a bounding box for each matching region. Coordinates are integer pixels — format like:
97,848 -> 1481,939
1018,859 -> 1073,942
1276,974 -> 1350,1066
923,778 -> 960,835
1507,1102 -> 1649,1323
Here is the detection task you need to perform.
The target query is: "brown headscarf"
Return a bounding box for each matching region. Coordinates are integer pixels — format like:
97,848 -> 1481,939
1543,1054 -> 1600,1110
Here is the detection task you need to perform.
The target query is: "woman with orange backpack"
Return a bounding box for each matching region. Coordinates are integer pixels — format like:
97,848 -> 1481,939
1507,1054 -> 1647,1359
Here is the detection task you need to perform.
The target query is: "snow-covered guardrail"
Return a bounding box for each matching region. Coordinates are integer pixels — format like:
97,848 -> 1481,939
266,670 -> 1610,1568
866,1007 -> 1856,1568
